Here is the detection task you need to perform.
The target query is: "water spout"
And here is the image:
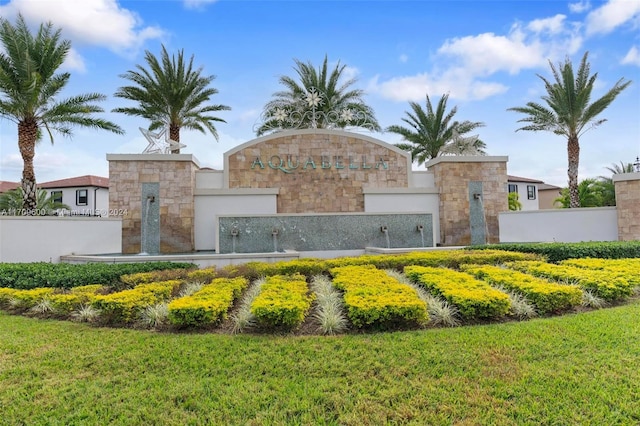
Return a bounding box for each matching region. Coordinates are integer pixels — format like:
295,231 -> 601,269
272,227 -> 279,252
417,224 -> 425,248
475,193 -> 489,245
231,227 -> 239,253
138,196 -> 153,256
380,225 -> 390,249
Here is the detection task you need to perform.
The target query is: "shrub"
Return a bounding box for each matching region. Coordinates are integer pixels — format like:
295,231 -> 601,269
560,258 -> 640,286
331,265 -> 428,328
92,280 -> 181,324
231,277 -> 266,333
5,288 -> 55,310
120,269 -> 193,286
405,266 -> 510,320
250,274 -> 314,329
461,265 -> 582,314
309,275 -> 348,335
168,277 -> 248,327
471,241 -> 640,262
0,262 -> 195,290
507,261 -> 635,302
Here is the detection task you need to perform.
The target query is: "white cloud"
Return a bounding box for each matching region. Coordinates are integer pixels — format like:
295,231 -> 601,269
585,0 -> 640,35
369,68 -> 508,102
0,0 -> 164,54
621,46 -> 640,66
569,1 -> 591,14
183,0 -> 219,10
399,54 -> 408,63
528,14 -> 567,34
371,14 -> 583,103
60,48 -> 86,73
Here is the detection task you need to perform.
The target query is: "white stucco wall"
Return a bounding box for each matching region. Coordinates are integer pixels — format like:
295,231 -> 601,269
195,170 -> 224,189
508,182 -> 540,211
363,188 -> 441,245
499,207 -> 618,243
411,171 -> 436,188
194,189 -> 278,250
0,216 -> 122,262
47,186 -> 110,216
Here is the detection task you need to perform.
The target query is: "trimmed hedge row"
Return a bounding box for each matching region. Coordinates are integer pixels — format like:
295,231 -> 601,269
245,249 -> 540,278
0,262 -> 196,290
168,277 -> 248,327
331,265 -> 428,328
92,280 -> 181,323
405,266 -> 510,320
560,258 -> 640,286
471,241 -> 640,263
507,261 -> 635,301
460,265 -> 582,314
250,274 -> 314,329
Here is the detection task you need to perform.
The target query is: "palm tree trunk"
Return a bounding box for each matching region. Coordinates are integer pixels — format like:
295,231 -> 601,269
567,135 -> 580,208
169,124 -> 180,154
18,119 -> 38,213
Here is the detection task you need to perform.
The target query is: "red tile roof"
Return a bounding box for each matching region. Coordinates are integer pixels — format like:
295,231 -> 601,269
507,175 -> 544,184
39,175 -> 109,189
0,181 -> 20,193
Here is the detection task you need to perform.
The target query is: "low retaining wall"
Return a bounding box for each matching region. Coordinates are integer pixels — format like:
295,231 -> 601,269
0,216 -> 122,263
499,207 -> 618,243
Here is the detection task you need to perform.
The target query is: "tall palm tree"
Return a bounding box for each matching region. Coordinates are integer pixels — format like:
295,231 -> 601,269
257,55 -> 380,135
113,44 -> 230,154
0,15 -> 123,212
508,52 -> 631,208
386,94 -> 486,165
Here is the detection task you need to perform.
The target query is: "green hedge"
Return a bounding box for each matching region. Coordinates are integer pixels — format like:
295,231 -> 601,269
0,262 -> 196,290
470,242 -> 640,263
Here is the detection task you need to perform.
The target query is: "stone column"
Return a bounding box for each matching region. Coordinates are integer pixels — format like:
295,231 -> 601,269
426,156 -> 508,246
107,154 -> 199,254
613,172 -> 640,241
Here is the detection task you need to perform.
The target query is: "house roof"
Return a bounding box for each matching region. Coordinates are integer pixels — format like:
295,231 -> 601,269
38,175 -> 109,189
0,181 -> 20,193
538,183 -> 562,191
507,175 -> 544,184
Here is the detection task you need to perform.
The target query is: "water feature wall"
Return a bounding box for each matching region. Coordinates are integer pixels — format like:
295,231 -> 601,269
217,213 -> 433,254
468,181 -> 487,245
427,156 -> 508,246
140,182 -> 160,255
108,154 -> 198,254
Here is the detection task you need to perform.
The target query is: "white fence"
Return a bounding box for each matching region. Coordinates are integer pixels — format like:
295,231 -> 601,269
499,207 -> 618,243
0,216 -> 122,263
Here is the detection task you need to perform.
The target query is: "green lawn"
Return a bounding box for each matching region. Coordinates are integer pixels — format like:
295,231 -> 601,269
1,301 -> 639,425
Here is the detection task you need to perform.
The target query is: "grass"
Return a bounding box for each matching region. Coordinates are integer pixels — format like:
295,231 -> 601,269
1,299 -> 639,425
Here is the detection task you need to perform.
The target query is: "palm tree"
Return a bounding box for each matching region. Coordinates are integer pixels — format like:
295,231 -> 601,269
508,52 -> 631,208
0,188 -> 70,215
597,161 -> 635,206
0,15 -> 123,212
386,94 -> 486,165
257,55 -> 380,135
113,44 -> 230,153
554,178 -> 604,208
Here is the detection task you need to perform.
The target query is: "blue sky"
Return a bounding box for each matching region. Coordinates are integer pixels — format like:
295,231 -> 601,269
0,0 -> 639,187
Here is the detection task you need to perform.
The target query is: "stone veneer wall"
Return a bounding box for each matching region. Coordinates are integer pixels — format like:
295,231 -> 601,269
225,130 -> 411,213
613,173 -> 640,241
107,154 -> 199,254
427,157 -> 508,246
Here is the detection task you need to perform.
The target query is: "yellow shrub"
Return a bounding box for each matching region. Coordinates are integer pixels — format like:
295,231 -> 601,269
331,265 -> 428,328
461,265 -> 582,313
405,266 -> 509,320
250,274 -> 314,328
